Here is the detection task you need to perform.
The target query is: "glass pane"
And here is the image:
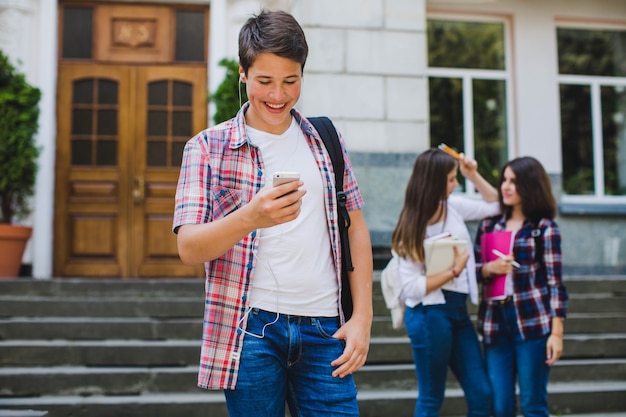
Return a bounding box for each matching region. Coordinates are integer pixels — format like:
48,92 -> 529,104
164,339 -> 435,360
429,77 -> 464,151
601,85 -> 626,196
98,80 -> 118,105
560,84 -> 594,195
175,10 -> 205,62
428,20 -> 505,70
96,140 -> 117,166
173,81 -> 192,106
62,7 -> 93,59
172,111 -> 192,136
97,110 -> 117,135
73,80 -> 93,104
172,141 -> 185,167
71,139 -> 92,165
473,79 -> 508,186
147,141 -> 167,166
148,111 -> 168,136
557,28 -> 626,77
149,81 -> 168,106
72,109 -> 93,135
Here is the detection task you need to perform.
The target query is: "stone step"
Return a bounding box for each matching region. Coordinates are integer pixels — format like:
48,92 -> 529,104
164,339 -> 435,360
371,312 -> 626,337
0,279 -> 203,297
1,275 -> 624,298
0,276 -> 624,417
2,311 -> 623,341
365,334 -> 626,364
0,296 -> 204,318
2,359 -> 625,398
1,292 -> 623,319
372,295 -> 626,317
0,381 -> 625,417
1,334 -> 624,368
0,317 -> 204,340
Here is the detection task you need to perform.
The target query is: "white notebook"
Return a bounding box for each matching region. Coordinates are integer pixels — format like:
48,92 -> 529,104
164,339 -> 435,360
424,233 -> 467,275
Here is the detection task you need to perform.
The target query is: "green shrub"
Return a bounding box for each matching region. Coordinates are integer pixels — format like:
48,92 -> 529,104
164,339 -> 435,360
0,50 -> 41,223
210,58 -> 248,125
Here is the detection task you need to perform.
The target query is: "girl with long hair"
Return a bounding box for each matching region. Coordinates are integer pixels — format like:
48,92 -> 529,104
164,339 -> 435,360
475,156 -> 568,417
391,148 -> 499,416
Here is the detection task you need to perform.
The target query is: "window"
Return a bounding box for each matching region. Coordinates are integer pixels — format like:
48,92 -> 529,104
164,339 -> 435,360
427,18 -> 513,191
557,27 -> 626,201
62,7 -> 93,59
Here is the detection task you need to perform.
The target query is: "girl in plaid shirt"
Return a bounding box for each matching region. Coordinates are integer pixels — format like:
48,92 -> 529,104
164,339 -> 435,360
475,156 -> 568,417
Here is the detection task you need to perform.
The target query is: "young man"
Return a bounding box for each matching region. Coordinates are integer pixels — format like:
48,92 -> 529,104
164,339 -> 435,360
173,9 -> 373,417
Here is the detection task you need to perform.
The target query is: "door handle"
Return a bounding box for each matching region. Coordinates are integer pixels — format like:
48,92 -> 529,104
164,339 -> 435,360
133,176 -> 145,203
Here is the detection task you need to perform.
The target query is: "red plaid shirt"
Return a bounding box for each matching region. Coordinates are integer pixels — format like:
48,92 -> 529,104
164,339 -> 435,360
475,215 -> 568,344
173,104 -> 363,390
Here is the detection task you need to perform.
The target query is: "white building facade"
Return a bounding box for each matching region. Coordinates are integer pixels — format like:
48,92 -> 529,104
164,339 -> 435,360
1,0 -> 625,278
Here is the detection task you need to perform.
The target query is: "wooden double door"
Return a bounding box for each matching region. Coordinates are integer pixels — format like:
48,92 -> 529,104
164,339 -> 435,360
54,64 -> 206,277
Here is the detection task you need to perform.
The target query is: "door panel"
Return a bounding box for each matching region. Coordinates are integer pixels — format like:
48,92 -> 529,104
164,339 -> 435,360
54,64 -> 206,277
133,66 -> 206,277
55,65 -> 131,277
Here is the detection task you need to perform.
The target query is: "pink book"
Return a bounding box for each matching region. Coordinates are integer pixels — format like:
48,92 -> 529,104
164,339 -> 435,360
480,231 -> 513,301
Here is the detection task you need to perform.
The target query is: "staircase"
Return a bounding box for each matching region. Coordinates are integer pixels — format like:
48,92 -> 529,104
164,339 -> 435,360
0,274 -> 625,417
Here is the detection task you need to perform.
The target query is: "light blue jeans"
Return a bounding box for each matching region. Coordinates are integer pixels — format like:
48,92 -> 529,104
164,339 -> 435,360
484,300 -> 551,417
404,290 -> 492,417
224,308 -> 359,417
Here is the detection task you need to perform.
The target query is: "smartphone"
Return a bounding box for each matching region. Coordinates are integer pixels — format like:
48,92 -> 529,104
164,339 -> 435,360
272,171 -> 300,187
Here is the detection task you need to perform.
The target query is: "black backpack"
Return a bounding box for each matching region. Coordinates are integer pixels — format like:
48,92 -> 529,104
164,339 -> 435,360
308,116 -> 354,319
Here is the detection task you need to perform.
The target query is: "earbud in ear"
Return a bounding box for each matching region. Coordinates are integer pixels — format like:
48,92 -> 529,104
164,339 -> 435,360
239,74 -> 246,83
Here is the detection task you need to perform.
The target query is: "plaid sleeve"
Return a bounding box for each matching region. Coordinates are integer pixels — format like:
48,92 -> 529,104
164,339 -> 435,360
543,221 -> 568,318
173,132 -> 211,233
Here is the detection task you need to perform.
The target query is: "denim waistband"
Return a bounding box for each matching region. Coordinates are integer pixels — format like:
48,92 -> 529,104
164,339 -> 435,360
442,289 -> 468,305
251,307 -> 339,323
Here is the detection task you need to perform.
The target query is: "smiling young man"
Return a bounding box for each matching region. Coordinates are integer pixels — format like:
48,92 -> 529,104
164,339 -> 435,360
173,9 -> 373,417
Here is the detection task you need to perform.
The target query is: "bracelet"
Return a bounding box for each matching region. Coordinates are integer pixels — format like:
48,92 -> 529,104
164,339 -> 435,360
451,267 -> 460,278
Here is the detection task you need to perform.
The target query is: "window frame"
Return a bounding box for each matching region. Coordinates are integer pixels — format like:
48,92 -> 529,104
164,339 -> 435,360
426,14 -> 516,195
557,21 -> 626,206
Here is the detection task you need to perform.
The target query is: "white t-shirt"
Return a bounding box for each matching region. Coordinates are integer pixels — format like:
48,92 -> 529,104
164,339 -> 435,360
245,118 -> 337,317
399,195 -> 500,306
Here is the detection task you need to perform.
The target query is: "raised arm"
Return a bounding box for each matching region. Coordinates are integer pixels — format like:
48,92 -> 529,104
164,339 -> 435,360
459,153 -> 499,202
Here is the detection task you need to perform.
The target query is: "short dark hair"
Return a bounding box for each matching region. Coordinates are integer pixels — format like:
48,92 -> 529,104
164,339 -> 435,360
238,9 -> 309,74
499,156 -> 557,222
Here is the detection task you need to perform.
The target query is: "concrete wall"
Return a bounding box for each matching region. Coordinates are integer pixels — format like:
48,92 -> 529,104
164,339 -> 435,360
290,0 -> 626,273
2,0 -> 624,276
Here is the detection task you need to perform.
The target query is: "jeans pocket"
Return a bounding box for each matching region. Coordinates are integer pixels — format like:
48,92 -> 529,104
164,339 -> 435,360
312,317 -> 340,339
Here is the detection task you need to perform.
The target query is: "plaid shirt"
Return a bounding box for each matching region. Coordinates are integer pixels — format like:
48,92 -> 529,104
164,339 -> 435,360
172,104 -> 363,390
475,215 -> 568,344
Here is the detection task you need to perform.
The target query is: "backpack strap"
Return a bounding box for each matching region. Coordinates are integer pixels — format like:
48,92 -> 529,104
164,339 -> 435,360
531,223 -> 544,263
308,116 -> 353,270
308,116 -> 354,319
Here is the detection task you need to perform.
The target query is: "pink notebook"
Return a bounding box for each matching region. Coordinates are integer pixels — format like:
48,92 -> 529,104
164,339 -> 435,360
480,231 -> 513,301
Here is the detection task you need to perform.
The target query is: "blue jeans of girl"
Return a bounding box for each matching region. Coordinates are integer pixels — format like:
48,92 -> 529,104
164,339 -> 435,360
484,300 -> 550,417
224,308 -> 358,417
404,290 -> 492,417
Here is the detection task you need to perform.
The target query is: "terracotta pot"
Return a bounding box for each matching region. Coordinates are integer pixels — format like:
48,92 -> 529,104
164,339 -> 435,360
0,224 -> 32,278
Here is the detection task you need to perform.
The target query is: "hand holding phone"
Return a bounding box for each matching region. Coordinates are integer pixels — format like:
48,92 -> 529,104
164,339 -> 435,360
273,171 -> 300,187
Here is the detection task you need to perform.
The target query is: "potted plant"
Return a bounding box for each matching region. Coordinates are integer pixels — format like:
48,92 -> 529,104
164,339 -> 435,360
0,50 -> 41,278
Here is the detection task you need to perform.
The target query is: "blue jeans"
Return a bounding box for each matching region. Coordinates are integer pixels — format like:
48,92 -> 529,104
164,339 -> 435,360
404,290 -> 492,417
484,300 -> 550,417
224,308 -> 358,417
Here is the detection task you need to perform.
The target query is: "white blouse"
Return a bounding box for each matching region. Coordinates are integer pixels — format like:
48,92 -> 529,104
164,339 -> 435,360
399,195 -> 500,307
